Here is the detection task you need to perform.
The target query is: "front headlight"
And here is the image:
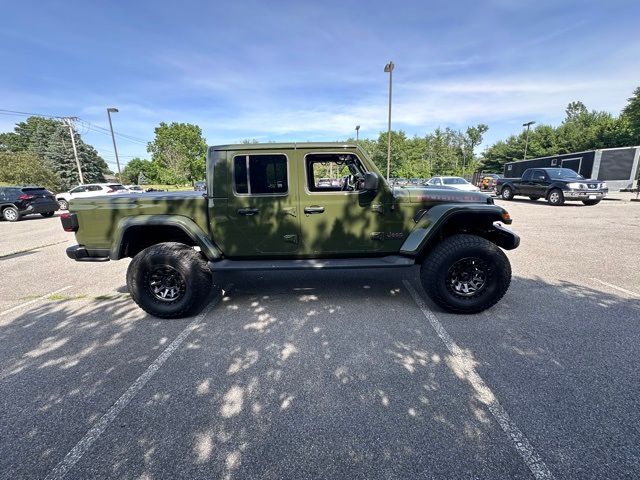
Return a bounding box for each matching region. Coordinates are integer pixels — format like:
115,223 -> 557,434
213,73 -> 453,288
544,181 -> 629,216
567,182 -> 581,189
601,182 -> 607,189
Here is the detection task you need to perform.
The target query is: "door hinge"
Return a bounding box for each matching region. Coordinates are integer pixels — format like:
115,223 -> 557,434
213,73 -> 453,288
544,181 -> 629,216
284,234 -> 298,244
371,203 -> 384,214
370,232 -> 385,241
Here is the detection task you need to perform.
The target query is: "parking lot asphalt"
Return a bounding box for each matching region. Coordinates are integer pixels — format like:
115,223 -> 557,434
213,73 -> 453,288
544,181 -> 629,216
1,197 -> 639,479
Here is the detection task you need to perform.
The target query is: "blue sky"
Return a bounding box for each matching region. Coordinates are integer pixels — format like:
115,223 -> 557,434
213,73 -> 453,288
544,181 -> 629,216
1,0 -> 639,171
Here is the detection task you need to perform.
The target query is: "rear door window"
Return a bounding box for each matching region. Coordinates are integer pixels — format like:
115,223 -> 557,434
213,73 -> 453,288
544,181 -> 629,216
233,154 -> 288,195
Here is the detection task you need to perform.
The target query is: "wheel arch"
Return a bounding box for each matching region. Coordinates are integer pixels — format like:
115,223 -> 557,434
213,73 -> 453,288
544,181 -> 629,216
111,215 -> 222,261
400,205 -> 519,262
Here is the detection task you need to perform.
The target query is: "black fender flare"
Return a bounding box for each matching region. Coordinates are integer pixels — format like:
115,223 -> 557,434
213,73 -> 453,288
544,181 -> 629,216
400,204 -> 519,257
111,215 -> 222,260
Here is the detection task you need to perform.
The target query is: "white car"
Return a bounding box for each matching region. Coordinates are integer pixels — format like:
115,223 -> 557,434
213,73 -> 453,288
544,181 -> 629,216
126,185 -> 145,193
56,183 -> 128,210
426,176 -> 480,192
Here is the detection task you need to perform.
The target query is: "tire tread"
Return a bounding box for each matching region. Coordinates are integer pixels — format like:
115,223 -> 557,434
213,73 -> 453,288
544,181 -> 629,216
126,242 -> 212,318
420,234 -> 511,314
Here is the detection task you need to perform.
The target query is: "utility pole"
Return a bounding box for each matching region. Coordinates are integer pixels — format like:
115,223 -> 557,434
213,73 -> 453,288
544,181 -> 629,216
65,117 -> 84,184
522,120 -> 535,160
107,107 -> 122,180
384,61 -> 394,181
355,125 -> 360,143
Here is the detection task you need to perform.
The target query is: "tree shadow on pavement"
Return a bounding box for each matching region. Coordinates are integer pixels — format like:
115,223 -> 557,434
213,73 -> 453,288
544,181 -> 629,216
2,271 -> 638,479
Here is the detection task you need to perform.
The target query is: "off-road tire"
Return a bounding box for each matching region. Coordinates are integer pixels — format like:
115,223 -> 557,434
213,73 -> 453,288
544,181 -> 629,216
57,199 -> 69,210
126,242 -> 213,319
41,212 -> 55,217
2,206 -> 21,222
582,199 -> 601,206
547,188 -> 564,206
420,234 -> 511,314
529,196 -> 540,201
501,186 -> 514,200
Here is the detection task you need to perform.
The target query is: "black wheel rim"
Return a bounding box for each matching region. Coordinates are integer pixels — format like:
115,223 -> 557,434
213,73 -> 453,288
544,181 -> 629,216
147,265 -> 186,302
446,257 -> 489,298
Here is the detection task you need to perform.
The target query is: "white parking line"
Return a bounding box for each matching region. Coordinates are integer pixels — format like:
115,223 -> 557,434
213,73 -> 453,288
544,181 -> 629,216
590,278 -> 640,298
403,280 -> 554,480
44,296 -> 221,480
0,286 -> 73,317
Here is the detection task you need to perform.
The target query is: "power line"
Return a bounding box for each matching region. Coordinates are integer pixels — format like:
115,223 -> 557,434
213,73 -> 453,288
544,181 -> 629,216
76,118 -> 148,145
0,108 -> 149,146
0,108 -> 68,119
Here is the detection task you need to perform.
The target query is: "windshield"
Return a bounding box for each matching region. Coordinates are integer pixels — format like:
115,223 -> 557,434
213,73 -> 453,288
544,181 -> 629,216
546,168 -> 583,179
443,178 -> 468,185
108,184 -> 127,191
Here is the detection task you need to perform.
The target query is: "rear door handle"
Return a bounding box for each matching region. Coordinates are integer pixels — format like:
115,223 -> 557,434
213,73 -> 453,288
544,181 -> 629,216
237,208 -> 259,216
304,206 -> 325,214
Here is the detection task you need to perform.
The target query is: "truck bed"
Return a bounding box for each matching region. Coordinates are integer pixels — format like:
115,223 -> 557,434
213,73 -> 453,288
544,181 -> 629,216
70,191 -> 209,252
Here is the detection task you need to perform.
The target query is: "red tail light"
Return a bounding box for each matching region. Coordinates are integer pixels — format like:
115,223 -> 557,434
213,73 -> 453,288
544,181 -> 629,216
60,212 -> 79,232
18,194 -> 34,200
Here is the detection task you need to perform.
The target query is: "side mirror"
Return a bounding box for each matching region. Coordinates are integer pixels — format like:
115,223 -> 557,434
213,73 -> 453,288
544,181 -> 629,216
363,172 -> 379,191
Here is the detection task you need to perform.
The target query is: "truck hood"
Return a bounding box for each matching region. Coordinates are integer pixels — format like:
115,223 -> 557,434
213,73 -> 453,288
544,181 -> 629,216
392,186 -> 493,205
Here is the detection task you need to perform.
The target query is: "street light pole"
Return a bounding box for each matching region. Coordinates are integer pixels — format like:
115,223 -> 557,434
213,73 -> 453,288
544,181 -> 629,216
355,125 -> 360,143
107,107 -> 122,180
384,61 -> 394,181
64,117 -> 84,184
522,120 -> 535,160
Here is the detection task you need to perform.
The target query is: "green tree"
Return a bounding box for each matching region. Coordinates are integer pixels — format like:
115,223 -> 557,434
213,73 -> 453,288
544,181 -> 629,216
621,87 -> 640,145
0,152 -> 63,191
147,122 -> 207,185
121,157 -> 154,184
0,116 -> 109,189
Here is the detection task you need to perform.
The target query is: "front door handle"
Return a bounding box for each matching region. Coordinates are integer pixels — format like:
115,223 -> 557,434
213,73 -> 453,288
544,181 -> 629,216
238,208 -> 259,216
304,206 -> 325,214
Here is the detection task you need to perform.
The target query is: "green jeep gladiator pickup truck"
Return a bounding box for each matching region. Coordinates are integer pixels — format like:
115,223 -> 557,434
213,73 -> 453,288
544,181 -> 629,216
61,142 -> 519,318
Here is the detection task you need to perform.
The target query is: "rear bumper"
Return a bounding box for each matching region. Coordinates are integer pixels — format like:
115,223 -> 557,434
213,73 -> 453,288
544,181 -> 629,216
66,245 -> 110,262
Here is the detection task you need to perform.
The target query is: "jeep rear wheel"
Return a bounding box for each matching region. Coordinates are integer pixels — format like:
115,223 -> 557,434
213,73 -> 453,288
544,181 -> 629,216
420,234 -> 511,314
126,242 -> 214,318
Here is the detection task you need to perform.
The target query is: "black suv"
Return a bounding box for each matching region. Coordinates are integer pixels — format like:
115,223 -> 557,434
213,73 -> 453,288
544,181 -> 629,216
0,186 -> 59,221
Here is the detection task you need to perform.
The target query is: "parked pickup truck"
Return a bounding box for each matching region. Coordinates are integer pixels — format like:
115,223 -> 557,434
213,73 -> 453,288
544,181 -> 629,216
61,142 -> 519,318
495,167 -> 608,206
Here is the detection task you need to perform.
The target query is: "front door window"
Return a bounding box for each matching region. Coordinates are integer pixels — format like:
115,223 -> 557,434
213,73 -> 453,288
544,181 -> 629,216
298,152 -> 385,254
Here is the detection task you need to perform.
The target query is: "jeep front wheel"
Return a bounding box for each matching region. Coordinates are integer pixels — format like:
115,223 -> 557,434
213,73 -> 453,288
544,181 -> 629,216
126,242 -> 213,318
420,234 -> 511,314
